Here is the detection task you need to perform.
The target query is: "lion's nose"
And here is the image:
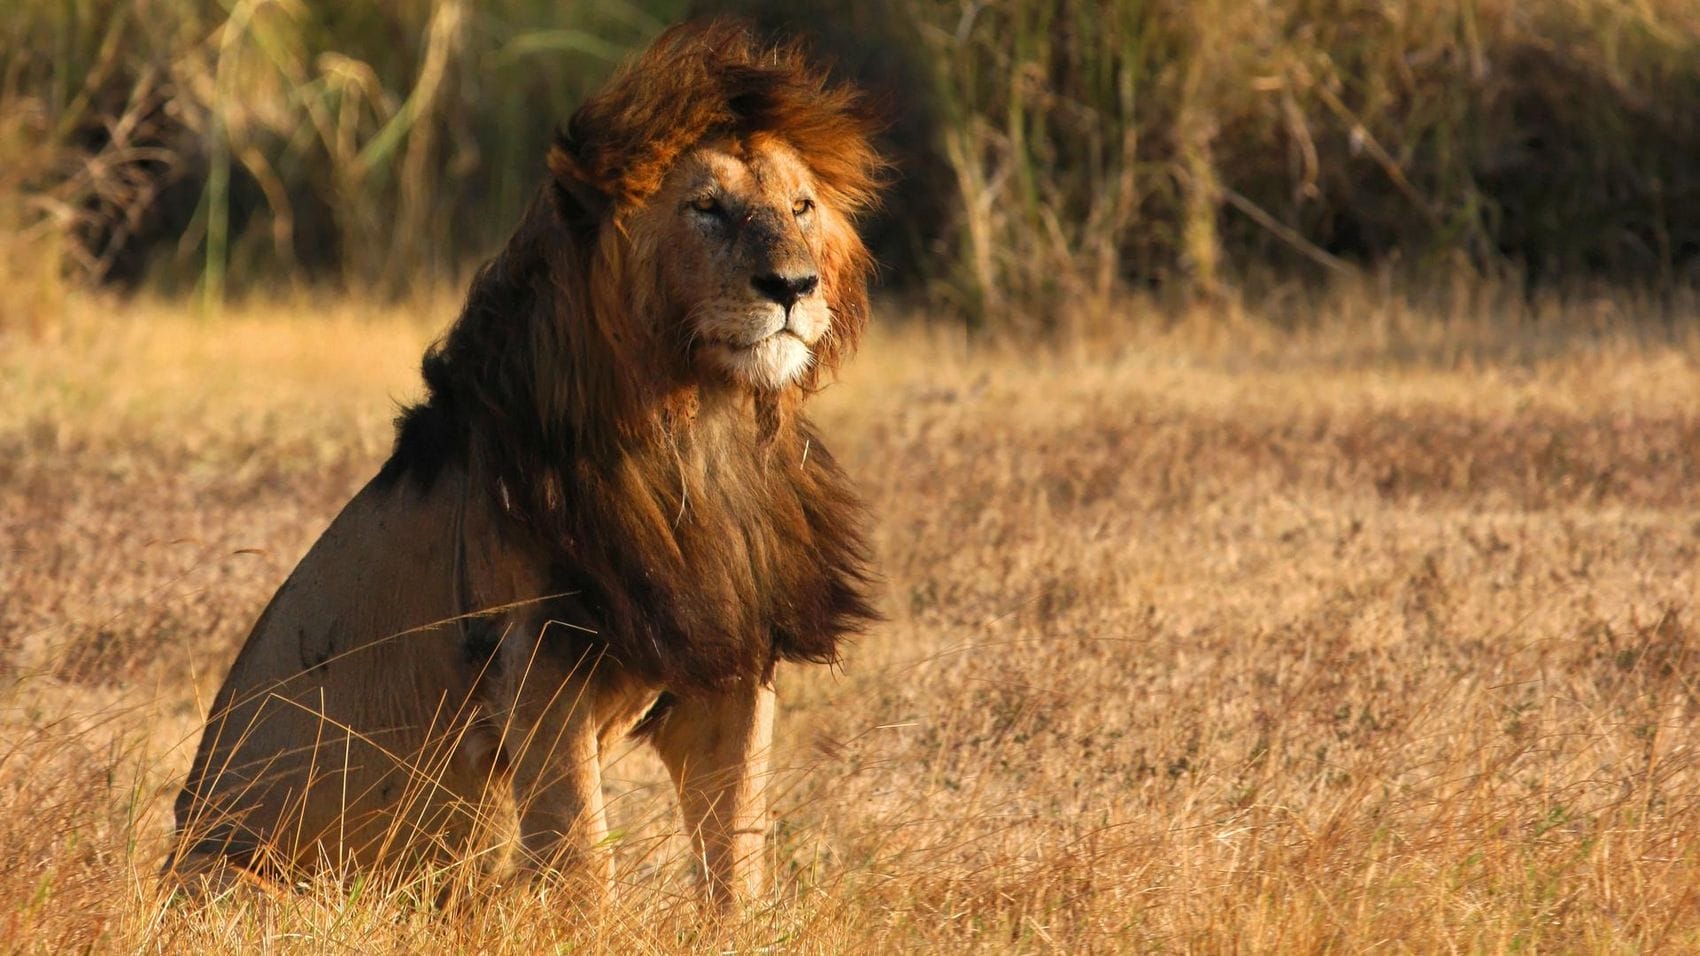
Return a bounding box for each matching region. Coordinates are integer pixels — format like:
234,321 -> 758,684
751,271 -> 819,309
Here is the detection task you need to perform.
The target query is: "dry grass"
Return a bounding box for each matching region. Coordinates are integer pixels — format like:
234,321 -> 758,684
4,289 -> 1700,951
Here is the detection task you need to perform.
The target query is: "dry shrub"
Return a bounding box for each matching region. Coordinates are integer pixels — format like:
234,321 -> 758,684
0,0 -> 683,303
7,0 -> 1700,327
904,0 -> 1700,329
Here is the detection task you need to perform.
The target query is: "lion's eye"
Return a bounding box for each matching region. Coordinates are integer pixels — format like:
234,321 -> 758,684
690,195 -> 722,216
792,197 -> 815,217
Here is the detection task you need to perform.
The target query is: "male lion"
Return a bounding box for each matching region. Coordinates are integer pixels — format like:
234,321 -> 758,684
167,20 -> 881,906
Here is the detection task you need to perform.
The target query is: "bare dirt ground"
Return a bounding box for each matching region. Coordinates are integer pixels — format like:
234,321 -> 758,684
2,294 -> 1698,951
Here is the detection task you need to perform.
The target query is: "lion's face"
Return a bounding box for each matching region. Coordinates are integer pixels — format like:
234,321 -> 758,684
629,138 -> 844,391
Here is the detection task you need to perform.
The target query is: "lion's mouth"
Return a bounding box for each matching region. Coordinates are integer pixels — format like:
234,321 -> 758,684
701,327 -> 813,388
706,332 -> 805,361
741,328 -> 803,349
714,322 -> 804,351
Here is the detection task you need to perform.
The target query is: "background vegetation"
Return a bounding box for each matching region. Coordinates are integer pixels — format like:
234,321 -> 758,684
3,0 -> 1698,330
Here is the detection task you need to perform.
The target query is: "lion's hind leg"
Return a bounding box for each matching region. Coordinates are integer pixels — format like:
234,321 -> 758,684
160,819 -> 291,904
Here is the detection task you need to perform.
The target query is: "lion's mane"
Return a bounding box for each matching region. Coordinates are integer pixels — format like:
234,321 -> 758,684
376,21 -> 883,689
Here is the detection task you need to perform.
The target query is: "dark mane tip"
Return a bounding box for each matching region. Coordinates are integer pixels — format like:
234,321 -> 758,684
377,399 -> 457,491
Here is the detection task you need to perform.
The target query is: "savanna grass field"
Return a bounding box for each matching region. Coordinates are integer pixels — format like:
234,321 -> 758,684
6,0 -> 1700,951
6,289 -> 1700,951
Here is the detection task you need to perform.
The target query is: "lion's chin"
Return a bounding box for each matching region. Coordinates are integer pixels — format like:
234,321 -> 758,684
704,333 -> 813,391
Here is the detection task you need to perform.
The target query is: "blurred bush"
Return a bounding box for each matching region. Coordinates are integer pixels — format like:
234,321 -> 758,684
3,0 -> 1698,327
891,0 -> 1700,330
0,0 -> 685,305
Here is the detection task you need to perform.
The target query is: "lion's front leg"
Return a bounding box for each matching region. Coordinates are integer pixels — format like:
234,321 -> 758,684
649,679 -> 776,908
502,665 -> 610,887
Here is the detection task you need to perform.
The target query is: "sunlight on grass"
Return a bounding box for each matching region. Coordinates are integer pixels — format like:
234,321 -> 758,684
2,289 -> 1699,950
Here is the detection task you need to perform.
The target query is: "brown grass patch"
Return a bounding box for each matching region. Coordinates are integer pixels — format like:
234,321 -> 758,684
3,291 -> 1699,950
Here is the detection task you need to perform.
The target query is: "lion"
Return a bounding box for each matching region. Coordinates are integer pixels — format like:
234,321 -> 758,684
166,20 -> 882,907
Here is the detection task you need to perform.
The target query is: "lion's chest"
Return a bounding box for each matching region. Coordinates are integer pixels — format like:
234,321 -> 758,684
556,427 -> 868,686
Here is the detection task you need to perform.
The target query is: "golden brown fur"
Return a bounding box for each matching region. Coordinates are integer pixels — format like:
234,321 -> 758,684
167,20 -> 882,905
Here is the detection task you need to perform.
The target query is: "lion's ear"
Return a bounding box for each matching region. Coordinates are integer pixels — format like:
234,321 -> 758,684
547,141 -> 610,231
